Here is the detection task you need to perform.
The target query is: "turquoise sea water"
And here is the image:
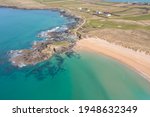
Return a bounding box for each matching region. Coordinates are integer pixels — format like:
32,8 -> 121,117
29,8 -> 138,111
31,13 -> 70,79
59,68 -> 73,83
107,0 -> 150,3
0,8 -> 150,100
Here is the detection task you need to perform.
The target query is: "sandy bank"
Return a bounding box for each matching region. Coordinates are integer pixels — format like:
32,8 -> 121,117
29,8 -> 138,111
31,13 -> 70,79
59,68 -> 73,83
74,37 -> 150,81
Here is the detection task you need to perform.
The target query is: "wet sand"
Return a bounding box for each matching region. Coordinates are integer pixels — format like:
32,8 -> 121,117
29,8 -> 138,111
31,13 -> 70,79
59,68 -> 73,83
75,37 -> 150,81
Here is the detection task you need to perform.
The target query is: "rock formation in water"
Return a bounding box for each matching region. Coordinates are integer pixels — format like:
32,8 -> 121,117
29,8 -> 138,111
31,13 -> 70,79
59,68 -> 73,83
9,9 -> 83,67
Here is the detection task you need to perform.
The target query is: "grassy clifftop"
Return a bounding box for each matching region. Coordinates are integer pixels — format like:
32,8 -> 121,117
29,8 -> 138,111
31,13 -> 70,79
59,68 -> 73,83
0,0 -> 150,54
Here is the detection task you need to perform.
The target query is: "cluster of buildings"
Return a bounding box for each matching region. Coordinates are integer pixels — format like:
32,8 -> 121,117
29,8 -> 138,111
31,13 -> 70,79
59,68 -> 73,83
78,7 -> 112,17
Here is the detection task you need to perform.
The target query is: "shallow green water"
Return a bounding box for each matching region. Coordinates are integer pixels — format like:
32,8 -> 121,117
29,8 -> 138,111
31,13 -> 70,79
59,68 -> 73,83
0,8 -> 150,100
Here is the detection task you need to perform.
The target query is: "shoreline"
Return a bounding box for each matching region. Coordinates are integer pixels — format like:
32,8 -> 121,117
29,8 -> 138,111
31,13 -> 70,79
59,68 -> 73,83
74,37 -> 150,81
0,6 -> 85,34
1,5 -> 150,81
1,7 -> 84,67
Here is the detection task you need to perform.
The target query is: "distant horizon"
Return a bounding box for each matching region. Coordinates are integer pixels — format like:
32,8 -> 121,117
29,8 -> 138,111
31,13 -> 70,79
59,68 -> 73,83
106,0 -> 150,3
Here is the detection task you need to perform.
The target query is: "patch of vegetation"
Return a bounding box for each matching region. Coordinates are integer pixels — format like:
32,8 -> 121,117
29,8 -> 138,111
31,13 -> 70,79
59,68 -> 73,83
123,14 -> 150,21
53,41 -> 69,46
85,19 -> 150,30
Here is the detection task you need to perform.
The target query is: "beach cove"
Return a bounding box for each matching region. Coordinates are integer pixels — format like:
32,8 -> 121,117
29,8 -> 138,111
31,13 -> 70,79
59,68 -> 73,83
75,37 -> 150,80
0,7 -> 150,100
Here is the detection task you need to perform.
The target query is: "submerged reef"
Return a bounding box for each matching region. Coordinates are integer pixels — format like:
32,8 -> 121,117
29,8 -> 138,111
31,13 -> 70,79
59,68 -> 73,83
25,51 -> 80,79
9,9 -> 82,67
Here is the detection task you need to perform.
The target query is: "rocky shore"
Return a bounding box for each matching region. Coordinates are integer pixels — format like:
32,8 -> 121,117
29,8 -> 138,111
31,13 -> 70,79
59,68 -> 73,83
9,9 -> 83,67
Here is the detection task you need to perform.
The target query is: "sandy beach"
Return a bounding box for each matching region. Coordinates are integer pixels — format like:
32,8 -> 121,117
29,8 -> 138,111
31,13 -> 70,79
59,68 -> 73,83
75,37 -> 150,81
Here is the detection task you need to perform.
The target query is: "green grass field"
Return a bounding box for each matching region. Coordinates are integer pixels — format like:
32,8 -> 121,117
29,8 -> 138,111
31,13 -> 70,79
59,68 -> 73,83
85,19 -> 150,30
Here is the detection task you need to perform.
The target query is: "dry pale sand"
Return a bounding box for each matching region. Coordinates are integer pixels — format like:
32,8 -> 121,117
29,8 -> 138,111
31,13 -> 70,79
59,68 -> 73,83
74,37 -> 150,81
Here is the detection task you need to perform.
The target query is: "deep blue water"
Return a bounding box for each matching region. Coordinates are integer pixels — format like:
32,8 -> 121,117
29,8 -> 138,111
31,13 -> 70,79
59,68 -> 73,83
0,8 -> 69,52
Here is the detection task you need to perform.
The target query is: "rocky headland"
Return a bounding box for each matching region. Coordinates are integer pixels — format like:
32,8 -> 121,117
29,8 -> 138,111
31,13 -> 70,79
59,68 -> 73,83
9,9 -> 83,67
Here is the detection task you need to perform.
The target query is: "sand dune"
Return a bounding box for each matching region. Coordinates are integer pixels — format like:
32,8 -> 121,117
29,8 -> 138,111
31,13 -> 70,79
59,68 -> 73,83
75,37 -> 150,81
